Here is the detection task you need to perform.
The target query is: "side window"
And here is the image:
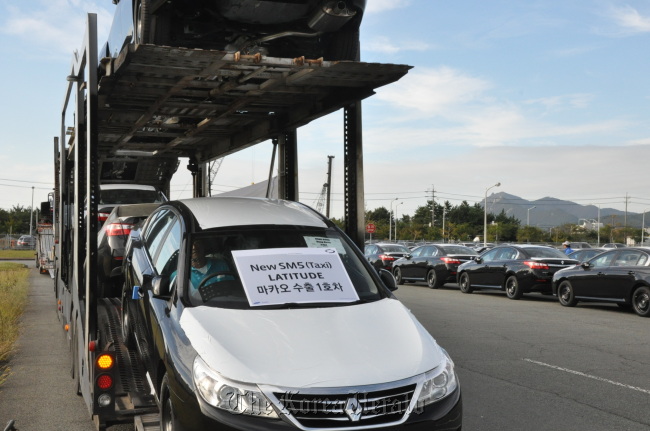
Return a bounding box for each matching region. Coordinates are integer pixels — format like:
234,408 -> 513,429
153,219 -> 181,276
591,252 -> 616,268
614,250 -> 643,267
410,247 -> 423,258
482,248 -> 500,262
422,247 -> 434,257
144,210 -> 175,265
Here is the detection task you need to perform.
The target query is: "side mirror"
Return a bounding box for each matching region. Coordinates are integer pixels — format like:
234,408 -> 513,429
151,275 -> 172,298
581,262 -> 591,269
474,256 -> 483,263
379,269 -> 398,291
405,253 -> 412,259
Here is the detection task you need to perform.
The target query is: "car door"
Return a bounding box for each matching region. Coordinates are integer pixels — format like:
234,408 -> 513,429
487,246 -> 518,287
134,209 -> 181,371
467,247 -> 501,288
413,246 -> 435,279
570,250 -> 617,298
399,246 -> 423,279
597,250 -> 647,301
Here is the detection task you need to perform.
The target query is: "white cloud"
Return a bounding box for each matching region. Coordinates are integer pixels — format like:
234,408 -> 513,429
364,36 -> 430,54
610,5 -> 650,33
374,67 -> 491,115
1,1 -> 113,56
365,0 -> 412,14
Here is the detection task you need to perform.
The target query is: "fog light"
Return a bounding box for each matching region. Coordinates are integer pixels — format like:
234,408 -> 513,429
98,393 -> 112,407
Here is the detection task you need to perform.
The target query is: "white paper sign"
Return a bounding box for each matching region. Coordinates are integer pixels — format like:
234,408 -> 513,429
231,247 -> 360,306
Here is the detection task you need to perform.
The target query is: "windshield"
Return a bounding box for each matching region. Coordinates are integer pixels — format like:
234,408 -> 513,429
183,225 -> 386,309
100,189 -> 165,205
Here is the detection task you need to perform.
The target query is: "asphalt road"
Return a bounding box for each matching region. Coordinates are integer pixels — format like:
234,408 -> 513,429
1,264 -> 648,431
393,281 -> 650,431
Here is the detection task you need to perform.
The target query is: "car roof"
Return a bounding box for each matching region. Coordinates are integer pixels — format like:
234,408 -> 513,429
177,197 -> 328,230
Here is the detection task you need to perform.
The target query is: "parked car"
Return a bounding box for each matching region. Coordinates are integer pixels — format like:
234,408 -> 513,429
96,203 -> 159,297
16,235 -> 36,248
552,247 -> 650,317
567,247 -> 606,263
602,243 -> 627,249
121,197 -> 462,430
393,244 -> 478,288
104,0 -> 365,63
457,244 -> 579,299
98,183 -> 167,225
364,242 -> 411,270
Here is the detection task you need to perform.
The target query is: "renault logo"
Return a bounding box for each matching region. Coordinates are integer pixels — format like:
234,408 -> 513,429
344,397 -> 363,422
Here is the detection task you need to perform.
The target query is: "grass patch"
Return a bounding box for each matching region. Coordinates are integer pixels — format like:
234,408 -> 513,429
0,249 -> 35,260
0,262 -> 30,386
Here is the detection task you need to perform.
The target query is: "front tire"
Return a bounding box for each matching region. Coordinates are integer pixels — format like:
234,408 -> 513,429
505,275 -> 523,300
426,269 -> 440,289
121,287 -> 135,348
458,272 -> 473,293
161,373 -> 186,431
632,286 -> 650,317
557,280 -> 578,307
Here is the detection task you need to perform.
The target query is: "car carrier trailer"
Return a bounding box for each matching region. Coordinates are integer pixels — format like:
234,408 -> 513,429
53,12 -> 411,430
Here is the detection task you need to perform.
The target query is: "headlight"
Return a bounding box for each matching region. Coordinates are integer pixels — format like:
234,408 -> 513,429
193,356 -> 278,418
416,349 -> 458,406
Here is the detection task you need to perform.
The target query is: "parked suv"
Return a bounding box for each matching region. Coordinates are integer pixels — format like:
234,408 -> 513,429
121,197 -> 462,430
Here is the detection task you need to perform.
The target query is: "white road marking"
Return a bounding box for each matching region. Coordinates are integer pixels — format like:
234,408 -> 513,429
524,359 -> 650,395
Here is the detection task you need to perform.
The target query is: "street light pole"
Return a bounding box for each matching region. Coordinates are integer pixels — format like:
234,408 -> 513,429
395,202 -> 404,241
389,198 -> 398,242
527,206 -> 536,226
484,182 -> 501,247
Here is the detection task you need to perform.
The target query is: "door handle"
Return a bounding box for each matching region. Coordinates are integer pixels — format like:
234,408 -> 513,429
597,272 -> 605,276
628,271 -> 635,275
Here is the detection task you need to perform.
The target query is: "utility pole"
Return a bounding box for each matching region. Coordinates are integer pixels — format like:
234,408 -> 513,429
429,185 -> 435,231
326,155 -> 334,218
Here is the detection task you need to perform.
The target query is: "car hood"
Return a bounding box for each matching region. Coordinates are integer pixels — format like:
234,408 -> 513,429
179,298 -> 444,388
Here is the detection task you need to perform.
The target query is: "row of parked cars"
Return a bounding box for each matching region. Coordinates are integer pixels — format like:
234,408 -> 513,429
364,242 -> 650,318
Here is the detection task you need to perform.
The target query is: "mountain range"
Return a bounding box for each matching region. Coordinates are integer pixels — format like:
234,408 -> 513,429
485,192 -> 644,228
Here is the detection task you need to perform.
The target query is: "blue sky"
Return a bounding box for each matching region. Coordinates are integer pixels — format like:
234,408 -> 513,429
1,0 -> 649,222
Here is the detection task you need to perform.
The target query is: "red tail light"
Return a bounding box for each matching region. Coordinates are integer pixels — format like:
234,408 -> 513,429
379,254 -> 396,262
105,223 -> 134,236
524,261 -> 549,269
441,257 -> 461,264
98,212 -> 110,223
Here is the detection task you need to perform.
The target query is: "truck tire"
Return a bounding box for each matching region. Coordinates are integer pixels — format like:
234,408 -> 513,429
121,288 -> 135,348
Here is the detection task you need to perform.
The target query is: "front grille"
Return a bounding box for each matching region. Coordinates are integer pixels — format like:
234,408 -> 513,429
274,384 -> 416,428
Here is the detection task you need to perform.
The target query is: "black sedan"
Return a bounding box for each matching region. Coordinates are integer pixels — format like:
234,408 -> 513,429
457,244 -> 579,300
364,242 -> 411,271
393,244 -> 478,288
552,247 -> 650,317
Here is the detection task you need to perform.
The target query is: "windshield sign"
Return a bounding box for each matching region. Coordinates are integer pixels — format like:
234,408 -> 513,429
232,247 -> 360,306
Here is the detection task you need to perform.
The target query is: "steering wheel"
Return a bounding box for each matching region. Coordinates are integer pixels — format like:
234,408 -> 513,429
196,271 -> 238,302
197,271 -> 237,289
